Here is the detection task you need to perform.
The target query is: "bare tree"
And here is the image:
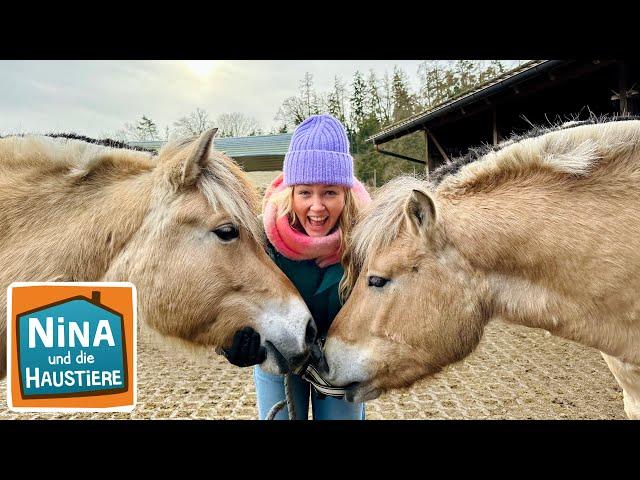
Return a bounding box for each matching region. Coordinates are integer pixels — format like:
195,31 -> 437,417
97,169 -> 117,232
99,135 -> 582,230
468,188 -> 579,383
275,96 -> 308,130
173,108 -> 214,138
113,115 -> 160,142
275,72 -> 323,131
215,112 -> 262,137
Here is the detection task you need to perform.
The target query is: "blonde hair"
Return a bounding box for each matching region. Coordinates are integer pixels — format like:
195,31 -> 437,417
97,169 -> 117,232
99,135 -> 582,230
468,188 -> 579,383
264,185 -> 363,298
264,184 -> 361,238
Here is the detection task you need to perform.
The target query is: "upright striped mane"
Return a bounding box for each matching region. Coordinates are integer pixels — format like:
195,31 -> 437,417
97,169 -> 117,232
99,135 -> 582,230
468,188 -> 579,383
430,116 -> 640,189
0,134 -> 155,175
341,117 -> 640,297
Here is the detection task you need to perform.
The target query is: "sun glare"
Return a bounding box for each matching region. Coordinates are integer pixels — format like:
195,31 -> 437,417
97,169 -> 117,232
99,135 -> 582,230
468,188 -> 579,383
183,60 -> 218,77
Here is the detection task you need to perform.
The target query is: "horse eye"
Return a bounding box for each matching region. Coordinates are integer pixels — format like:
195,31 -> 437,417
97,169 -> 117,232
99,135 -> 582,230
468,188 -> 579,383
213,224 -> 239,242
368,276 -> 389,288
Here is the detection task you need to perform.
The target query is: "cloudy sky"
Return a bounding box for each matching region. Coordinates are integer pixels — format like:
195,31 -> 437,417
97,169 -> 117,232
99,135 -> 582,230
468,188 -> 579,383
0,60 -> 418,137
0,60 -> 521,138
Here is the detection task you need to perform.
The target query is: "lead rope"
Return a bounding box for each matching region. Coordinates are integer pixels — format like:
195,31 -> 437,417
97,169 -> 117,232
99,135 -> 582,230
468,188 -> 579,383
265,373 -> 297,420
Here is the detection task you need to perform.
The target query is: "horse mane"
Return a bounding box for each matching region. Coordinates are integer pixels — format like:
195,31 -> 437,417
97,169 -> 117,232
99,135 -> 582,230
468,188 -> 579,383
0,134 -> 156,176
341,116 -> 640,296
430,115 -> 640,192
0,133 -> 263,244
43,132 -> 157,153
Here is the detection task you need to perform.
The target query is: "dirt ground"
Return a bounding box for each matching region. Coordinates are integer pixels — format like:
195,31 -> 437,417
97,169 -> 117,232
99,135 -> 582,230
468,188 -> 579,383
0,320 -> 626,420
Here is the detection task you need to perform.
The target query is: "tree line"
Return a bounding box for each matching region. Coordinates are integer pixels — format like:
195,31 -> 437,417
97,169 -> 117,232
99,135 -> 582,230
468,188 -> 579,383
275,60 -> 520,186
111,60 -> 524,186
110,109 -> 264,143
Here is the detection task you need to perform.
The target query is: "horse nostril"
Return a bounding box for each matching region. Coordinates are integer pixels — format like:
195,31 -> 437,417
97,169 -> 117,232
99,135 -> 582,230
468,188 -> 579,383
305,318 -> 317,346
310,342 -> 329,374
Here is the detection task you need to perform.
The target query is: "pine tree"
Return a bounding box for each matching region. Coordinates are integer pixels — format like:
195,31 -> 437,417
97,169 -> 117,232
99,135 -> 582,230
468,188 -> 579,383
136,115 -> 159,141
452,60 -> 478,96
349,71 -> 367,133
380,72 -> 393,125
300,72 -> 320,117
391,66 -> 415,122
366,70 -> 384,125
418,60 -> 444,108
275,72 -> 322,131
327,75 -> 347,125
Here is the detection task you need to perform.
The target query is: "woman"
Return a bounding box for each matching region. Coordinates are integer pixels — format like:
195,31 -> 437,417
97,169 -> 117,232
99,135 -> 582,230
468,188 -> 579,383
223,114 -> 371,419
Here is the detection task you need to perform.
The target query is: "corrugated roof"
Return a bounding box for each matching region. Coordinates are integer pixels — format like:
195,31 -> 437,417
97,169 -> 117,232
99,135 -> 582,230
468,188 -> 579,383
127,133 -> 293,157
368,60 -> 551,143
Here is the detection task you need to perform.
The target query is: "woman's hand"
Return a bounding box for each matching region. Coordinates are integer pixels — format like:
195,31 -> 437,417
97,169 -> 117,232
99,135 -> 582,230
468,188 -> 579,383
222,327 -> 267,367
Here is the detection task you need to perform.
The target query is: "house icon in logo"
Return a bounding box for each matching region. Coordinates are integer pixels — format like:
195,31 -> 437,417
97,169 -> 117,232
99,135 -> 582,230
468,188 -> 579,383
16,290 -> 129,399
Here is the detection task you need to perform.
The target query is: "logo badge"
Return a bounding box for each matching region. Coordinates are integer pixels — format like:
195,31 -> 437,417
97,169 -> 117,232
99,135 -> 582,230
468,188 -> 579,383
7,282 -> 136,412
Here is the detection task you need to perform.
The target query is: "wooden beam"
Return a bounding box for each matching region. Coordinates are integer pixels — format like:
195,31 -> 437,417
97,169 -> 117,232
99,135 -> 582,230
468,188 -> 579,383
424,129 -> 430,174
492,106 -> 498,146
619,62 -> 629,116
425,128 -> 450,163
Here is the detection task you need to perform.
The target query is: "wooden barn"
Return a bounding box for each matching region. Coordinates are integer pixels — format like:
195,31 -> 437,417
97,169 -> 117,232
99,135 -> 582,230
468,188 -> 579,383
369,60 -> 639,172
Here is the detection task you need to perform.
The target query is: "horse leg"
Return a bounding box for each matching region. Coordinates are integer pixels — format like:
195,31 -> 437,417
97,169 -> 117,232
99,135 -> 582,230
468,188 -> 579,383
601,352 -> 640,420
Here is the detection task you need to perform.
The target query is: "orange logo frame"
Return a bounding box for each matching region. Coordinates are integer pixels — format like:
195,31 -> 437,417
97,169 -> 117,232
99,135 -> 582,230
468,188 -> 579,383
7,282 -> 137,412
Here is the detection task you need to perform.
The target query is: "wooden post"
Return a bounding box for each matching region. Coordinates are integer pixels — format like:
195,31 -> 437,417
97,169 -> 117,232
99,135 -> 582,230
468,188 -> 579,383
425,128 -> 449,164
424,129 -> 430,175
619,62 -> 629,117
492,106 -> 498,146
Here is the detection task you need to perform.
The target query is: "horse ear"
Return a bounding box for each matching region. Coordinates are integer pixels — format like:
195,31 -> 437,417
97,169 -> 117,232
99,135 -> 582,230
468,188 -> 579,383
180,128 -> 218,186
162,128 -> 218,190
404,189 -> 437,237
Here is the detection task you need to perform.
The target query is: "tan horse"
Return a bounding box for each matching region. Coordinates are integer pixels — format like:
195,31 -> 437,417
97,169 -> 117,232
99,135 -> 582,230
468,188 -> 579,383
0,130 -> 317,380
320,118 -> 640,419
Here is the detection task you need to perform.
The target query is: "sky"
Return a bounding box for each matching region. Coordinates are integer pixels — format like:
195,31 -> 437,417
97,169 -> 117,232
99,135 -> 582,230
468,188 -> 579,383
0,60 -> 521,138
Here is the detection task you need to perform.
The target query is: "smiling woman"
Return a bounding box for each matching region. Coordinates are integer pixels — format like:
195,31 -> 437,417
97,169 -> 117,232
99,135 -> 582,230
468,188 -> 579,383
183,60 -> 218,77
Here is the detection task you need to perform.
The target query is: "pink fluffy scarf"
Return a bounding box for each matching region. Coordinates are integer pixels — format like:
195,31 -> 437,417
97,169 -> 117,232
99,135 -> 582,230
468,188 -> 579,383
263,173 -> 371,268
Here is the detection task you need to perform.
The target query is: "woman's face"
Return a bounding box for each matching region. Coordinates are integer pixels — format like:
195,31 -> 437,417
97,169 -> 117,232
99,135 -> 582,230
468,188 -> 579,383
292,184 -> 346,237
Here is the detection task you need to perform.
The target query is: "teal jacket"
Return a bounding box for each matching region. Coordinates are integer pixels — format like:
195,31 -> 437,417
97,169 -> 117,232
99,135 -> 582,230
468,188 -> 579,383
266,241 -> 344,338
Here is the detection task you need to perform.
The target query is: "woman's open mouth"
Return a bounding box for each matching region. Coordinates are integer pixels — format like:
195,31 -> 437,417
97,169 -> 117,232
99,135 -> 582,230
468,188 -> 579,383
307,215 -> 328,228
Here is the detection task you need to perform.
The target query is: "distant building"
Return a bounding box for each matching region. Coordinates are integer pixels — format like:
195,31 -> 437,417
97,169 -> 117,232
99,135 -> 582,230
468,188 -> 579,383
368,60 -> 639,173
128,133 -> 292,189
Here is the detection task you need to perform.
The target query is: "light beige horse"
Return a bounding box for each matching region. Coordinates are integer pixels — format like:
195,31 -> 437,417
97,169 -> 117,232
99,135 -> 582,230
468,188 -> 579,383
0,130 -> 317,380
320,119 -> 640,419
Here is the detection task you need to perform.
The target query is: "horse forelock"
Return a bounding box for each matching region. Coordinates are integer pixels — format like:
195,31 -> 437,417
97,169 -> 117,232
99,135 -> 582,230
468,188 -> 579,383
344,175 -> 429,294
198,152 -> 263,245
431,116 -> 640,192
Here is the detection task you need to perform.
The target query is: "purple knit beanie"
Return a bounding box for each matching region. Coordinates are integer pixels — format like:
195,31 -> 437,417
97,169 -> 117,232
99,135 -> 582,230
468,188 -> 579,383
283,114 -> 354,187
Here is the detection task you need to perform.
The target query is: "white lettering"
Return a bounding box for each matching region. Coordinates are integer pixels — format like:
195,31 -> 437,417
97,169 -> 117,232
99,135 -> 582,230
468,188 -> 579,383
93,320 -> 115,347
26,317 -> 116,348
25,367 -> 40,388
28,317 -> 53,348
69,322 -> 89,348
57,317 -> 64,347
41,370 -> 52,387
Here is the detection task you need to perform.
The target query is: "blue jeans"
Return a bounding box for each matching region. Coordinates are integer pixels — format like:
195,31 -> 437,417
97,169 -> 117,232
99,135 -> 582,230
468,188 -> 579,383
253,365 -> 365,420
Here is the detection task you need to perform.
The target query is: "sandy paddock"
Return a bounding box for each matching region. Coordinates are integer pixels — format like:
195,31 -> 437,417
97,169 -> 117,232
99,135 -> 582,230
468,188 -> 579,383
0,319 -> 625,420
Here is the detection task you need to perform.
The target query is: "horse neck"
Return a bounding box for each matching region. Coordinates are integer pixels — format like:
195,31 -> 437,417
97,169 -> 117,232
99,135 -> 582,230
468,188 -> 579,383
438,170 -> 640,347
0,168 -> 155,284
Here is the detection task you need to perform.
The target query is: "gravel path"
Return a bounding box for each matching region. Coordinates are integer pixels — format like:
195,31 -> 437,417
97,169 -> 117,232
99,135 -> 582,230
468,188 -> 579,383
1,320 -> 625,420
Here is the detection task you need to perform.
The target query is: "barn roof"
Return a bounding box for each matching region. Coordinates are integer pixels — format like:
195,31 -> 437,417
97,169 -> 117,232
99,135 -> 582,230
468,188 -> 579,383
128,133 -> 293,158
368,60 -> 565,145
